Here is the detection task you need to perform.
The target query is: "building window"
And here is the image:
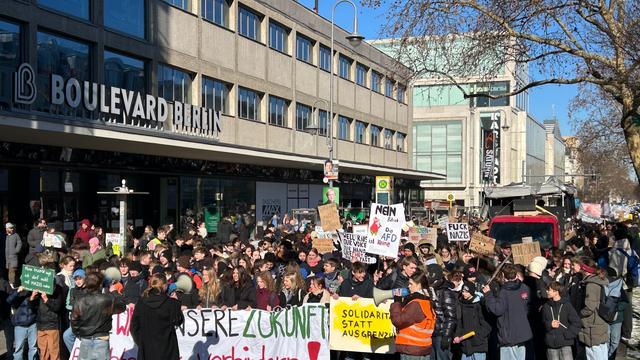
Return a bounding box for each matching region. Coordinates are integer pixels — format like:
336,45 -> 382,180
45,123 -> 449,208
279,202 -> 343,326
104,50 -> 146,93
318,110 -> 328,136
239,6 -> 261,41
0,20 -> 20,87
338,55 -> 352,80
319,45 -> 331,72
397,84 -> 405,103
413,122 -> 462,183
370,126 -> 381,147
238,87 -> 260,121
269,21 -> 288,53
38,0 -> 89,19
36,32 -> 90,115
385,79 -> 394,98
202,0 -> 230,27
104,0 -> 145,38
371,71 -> 382,93
202,77 -> 230,114
355,121 -> 366,144
356,63 -> 368,87
413,84 -> 470,107
296,34 -> 312,63
396,132 -> 406,152
338,116 -> 351,140
473,81 -> 510,107
296,103 -> 311,130
157,64 -> 191,103
269,95 -> 287,127
164,0 -> 190,11
384,129 -> 394,149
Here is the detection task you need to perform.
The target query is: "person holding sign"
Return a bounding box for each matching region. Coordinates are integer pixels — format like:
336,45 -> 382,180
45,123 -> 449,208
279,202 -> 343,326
390,270 -> 436,359
31,263 -> 64,360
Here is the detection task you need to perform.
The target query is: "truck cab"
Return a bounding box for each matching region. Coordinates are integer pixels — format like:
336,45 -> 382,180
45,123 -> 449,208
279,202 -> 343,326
488,214 -> 561,249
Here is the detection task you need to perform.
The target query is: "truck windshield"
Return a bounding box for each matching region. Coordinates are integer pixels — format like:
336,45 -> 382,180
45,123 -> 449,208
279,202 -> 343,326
489,222 -> 554,249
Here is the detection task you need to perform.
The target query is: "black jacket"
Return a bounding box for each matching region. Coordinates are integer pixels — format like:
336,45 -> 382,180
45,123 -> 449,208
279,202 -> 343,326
71,292 -> 126,338
377,268 -> 409,290
33,284 -> 64,331
122,274 -> 147,305
220,281 -> 255,309
484,280 -> 533,346
279,288 -> 305,307
338,273 -> 374,298
542,296 -> 581,349
7,289 -> 38,327
131,292 -> 184,360
455,298 -> 490,355
430,281 -> 457,340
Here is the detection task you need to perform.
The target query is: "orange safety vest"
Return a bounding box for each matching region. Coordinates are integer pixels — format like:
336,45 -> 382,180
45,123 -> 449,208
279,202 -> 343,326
396,298 -> 435,348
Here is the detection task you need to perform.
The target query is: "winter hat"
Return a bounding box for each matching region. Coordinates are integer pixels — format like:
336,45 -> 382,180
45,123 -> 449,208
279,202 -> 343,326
531,256 -> 547,267
528,261 -> 545,277
426,264 -> 444,282
580,263 -> 596,274
151,265 -> 164,275
403,243 -> 416,254
129,261 -> 143,273
89,237 -> 100,247
463,264 -> 478,279
5,222 -> 14,229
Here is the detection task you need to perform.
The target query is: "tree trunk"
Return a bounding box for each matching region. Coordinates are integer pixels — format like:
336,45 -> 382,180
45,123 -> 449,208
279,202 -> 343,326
622,114 -> 640,182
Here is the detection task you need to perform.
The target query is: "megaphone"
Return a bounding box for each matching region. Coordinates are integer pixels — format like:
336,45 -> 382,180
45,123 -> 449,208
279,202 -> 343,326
168,274 -> 194,295
373,287 -> 409,306
104,267 -> 122,284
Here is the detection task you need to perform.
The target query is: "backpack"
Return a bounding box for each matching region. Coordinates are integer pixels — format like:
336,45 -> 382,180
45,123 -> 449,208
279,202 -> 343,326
616,248 -> 640,288
577,280 -> 620,324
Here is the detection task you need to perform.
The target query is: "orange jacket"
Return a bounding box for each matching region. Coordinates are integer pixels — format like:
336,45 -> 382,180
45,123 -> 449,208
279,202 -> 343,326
391,296 -> 436,356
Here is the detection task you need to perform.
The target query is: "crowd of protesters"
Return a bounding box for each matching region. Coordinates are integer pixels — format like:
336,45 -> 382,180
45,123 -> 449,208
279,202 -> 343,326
1,211 -> 639,360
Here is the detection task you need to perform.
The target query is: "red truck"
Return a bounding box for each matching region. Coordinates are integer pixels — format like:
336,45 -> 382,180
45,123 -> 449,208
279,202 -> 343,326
488,214 -> 561,249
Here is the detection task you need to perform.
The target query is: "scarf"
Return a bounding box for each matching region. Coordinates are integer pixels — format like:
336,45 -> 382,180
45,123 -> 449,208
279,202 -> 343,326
306,257 -> 320,268
57,269 -> 73,287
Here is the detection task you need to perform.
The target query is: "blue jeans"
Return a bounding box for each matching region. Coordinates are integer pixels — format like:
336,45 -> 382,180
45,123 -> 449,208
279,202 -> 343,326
461,353 -> 486,360
431,336 -> 452,360
500,345 -> 525,360
13,323 -> 38,360
585,343 -> 607,360
63,326 -> 76,352
609,322 -> 622,358
79,338 -> 110,360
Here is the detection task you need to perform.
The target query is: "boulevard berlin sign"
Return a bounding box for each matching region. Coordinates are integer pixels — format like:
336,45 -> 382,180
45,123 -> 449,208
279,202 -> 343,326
13,63 -> 221,138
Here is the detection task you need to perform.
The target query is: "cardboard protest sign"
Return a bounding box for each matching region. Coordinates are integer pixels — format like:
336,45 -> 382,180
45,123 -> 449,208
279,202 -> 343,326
21,265 -> 55,294
42,233 -> 64,248
521,236 -> 533,243
319,203 -> 342,231
366,203 -> 405,258
408,226 -> 438,248
72,305 -> 329,360
353,225 -> 368,236
338,232 -> 376,264
446,223 -> 470,241
313,238 -> 335,254
469,233 -> 496,256
512,241 -> 541,265
329,297 -> 395,354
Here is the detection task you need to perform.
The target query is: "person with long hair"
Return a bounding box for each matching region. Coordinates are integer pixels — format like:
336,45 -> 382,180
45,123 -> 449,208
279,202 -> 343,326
198,268 -> 222,309
390,269 -> 436,359
255,271 -> 279,311
131,273 -> 184,360
221,266 -> 255,310
303,276 -> 331,305
278,271 -> 306,307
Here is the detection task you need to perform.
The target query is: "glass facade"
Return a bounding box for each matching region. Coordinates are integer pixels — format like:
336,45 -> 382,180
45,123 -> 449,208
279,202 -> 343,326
38,0 -> 89,19
295,103 -> 311,130
238,87 -> 260,121
36,32 -> 90,116
157,64 -> 191,103
104,50 -> 146,93
296,35 -> 312,63
355,121 -> 366,144
0,19 -> 20,107
104,0 -> 145,38
202,0 -> 229,27
319,45 -> 331,72
413,121 -> 462,183
239,6 -> 260,41
338,116 -> 350,140
356,63 -> 367,87
202,77 -> 229,114
338,55 -> 351,80
268,96 -> 287,126
473,81 -> 510,107
269,21 -> 287,53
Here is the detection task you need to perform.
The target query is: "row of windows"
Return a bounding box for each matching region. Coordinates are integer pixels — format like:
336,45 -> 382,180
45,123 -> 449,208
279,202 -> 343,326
413,121 -> 463,183
32,0 -> 408,104
1,19 -> 407,151
413,82 -> 509,108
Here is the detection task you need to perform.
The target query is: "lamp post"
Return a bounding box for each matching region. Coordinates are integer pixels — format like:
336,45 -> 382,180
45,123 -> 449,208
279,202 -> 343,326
306,0 -> 363,188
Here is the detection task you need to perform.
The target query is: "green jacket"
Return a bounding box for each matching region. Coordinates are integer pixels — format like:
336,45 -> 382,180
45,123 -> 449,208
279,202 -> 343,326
82,248 -> 107,268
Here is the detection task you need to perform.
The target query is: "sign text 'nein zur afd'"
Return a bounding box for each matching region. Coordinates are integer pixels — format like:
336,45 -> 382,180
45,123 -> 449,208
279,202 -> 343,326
13,63 -> 221,138
366,203 -> 405,258
70,305 -> 328,360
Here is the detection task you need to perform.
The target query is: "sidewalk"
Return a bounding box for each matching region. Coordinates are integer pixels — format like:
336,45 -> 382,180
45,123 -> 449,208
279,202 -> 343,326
0,329 -> 5,359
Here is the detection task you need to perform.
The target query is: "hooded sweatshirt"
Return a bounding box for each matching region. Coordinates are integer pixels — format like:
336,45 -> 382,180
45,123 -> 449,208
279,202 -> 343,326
131,292 -> 183,360
484,279 -> 533,346
542,296 -> 581,348
578,274 -> 609,346
74,219 -> 92,244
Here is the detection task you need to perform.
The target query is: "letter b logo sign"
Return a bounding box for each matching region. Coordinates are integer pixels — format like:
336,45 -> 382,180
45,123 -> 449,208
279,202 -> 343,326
14,63 -> 37,105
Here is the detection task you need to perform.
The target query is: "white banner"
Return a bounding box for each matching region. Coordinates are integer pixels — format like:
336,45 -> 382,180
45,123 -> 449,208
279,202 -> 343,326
338,232 -> 376,264
365,203 -> 405,258
70,305 -> 329,360
446,223 -> 470,241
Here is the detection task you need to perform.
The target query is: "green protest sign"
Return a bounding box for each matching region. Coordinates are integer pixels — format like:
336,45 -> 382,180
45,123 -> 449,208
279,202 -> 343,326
21,265 -> 55,294
204,204 -> 220,232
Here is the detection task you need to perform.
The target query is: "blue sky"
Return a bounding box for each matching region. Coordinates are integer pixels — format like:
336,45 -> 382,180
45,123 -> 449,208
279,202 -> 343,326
297,0 -> 576,135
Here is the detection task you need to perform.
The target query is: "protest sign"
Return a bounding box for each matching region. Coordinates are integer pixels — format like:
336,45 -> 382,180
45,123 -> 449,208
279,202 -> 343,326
408,226 -> 438,248
446,223 -> 470,241
512,241 -> 541,265
338,232 -> 376,264
353,225 -> 368,236
366,203 -> 405,258
318,203 -> 342,231
71,305 -> 329,360
313,237 -> 335,254
329,297 -> 395,354
469,233 -> 496,256
42,232 -> 63,248
21,265 -> 55,294
521,236 -> 533,243
106,233 -> 123,246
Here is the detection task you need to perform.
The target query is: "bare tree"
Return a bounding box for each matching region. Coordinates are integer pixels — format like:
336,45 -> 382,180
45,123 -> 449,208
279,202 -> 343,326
366,0 -> 640,180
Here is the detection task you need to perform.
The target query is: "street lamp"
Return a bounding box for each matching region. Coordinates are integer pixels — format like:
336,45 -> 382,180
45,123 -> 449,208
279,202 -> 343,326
306,0 -> 364,188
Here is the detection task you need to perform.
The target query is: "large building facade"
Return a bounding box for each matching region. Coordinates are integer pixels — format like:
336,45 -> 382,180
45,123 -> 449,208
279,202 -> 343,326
0,0 -> 442,233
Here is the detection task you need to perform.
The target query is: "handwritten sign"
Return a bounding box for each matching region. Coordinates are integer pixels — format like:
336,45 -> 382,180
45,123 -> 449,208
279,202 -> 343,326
71,305 -> 329,360
366,203 -> 405,258
329,297 -> 395,354
318,203 -> 342,232
338,232 -> 376,264
353,225 -> 368,236
469,233 -> 496,256
512,241 -> 541,265
408,226 -> 438,248
21,265 -> 55,294
313,237 -> 335,254
446,223 -> 470,241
